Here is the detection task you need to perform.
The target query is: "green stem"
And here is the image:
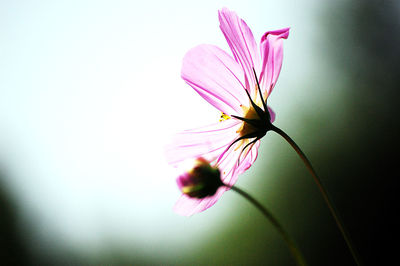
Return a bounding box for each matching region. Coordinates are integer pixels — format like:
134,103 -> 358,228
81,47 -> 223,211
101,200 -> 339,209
270,124 -> 362,266
227,184 -> 307,266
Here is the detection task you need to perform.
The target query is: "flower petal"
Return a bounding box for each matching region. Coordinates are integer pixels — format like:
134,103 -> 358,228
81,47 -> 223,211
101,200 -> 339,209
173,141 -> 260,216
219,140 -> 260,187
218,8 -> 260,94
165,119 -> 242,167
237,140 -> 260,176
259,28 -> 290,97
267,105 -> 276,123
173,136 -> 261,216
173,186 -> 229,216
181,44 -> 248,116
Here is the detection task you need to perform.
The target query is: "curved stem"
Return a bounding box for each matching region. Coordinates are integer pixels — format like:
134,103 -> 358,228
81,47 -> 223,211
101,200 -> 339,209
270,124 -> 362,266
226,184 -> 307,266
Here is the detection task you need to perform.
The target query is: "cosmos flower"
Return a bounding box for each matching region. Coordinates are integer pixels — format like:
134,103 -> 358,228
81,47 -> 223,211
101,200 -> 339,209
166,7 -> 289,216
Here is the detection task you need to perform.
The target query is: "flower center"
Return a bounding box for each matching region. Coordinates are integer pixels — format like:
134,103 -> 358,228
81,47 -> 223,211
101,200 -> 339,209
217,68 -> 272,159
237,103 -> 264,137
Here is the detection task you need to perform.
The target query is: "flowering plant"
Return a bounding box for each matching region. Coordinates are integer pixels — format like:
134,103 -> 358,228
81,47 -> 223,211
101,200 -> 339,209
166,8 -> 289,216
166,7 -> 361,266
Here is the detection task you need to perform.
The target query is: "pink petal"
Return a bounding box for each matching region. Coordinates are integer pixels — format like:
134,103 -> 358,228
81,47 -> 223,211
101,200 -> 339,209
237,140 -> 260,175
181,44 -> 248,116
165,119 -> 242,167
218,8 -> 260,95
259,28 -> 290,97
173,186 -> 228,216
218,139 -> 260,186
174,132 -> 260,216
267,105 -> 276,123
173,136 -> 262,216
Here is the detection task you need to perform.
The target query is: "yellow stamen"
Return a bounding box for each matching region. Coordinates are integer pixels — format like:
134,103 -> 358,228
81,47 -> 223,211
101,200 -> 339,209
236,105 -> 259,137
219,112 -> 231,122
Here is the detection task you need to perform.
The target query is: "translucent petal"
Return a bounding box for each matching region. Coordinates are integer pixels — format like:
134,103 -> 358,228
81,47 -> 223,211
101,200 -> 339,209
173,138 -> 261,216
218,8 -> 260,95
268,106 -> 276,123
182,44 -> 247,116
259,28 -> 290,97
173,186 -> 228,216
165,119 -> 241,167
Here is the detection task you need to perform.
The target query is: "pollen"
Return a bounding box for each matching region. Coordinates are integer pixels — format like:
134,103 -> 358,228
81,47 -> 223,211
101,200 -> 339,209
236,105 -> 260,136
219,112 -> 231,122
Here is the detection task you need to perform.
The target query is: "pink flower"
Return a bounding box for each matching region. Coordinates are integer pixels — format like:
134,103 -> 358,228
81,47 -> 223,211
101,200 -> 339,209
166,8 -> 289,216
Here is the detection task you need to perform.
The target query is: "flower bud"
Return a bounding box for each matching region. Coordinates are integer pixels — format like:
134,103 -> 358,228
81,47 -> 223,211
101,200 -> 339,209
176,158 -> 223,198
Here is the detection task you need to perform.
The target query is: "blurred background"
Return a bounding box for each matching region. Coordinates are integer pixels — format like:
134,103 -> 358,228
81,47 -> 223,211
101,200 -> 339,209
1,0 -> 398,265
